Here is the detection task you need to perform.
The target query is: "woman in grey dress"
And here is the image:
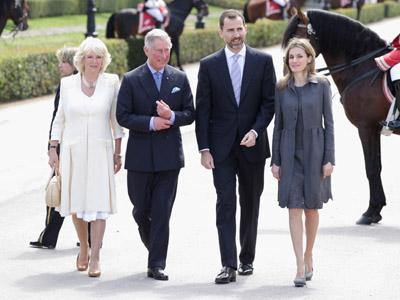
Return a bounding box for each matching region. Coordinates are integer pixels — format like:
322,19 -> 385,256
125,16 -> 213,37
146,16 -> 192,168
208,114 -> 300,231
271,38 -> 334,287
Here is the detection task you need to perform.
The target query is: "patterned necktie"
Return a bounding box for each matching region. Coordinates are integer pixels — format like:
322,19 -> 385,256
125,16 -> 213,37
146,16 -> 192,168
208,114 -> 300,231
154,71 -> 162,91
230,54 -> 242,105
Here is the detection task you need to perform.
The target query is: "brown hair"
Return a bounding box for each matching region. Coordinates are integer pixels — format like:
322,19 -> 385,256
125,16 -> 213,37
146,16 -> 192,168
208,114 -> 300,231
277,38 -> 316,90
219,9 -> 245,30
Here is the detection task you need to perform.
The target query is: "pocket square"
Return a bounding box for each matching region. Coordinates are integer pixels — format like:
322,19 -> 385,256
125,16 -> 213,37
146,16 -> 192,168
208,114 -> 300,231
171,87 -> 181,94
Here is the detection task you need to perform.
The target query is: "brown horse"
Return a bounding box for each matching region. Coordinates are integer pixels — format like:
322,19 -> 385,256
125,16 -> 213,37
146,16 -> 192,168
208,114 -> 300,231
0,0 -> 29,37
106,0 -> 209,70
243,0 -> 306,23
283,9 -> 396,225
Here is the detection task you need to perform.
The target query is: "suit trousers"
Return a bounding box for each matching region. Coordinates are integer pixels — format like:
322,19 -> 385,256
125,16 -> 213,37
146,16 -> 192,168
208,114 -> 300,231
38,206 -> 65,247
127,169 -> 180,269
212,140 -> 265,269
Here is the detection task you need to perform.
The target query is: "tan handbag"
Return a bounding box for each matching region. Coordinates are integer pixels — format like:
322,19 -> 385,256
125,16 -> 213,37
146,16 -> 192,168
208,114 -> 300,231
45,169 -> 61,207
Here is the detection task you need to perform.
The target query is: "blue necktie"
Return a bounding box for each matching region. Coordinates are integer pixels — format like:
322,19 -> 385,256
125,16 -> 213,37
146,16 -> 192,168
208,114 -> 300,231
154,71 -> 162,91
230,55 -> 241,105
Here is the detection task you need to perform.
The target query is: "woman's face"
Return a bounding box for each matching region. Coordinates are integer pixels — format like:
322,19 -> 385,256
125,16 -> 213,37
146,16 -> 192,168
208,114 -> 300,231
288,46 -> 311,74
83,51 -> 103,74
58,60 -> 74,77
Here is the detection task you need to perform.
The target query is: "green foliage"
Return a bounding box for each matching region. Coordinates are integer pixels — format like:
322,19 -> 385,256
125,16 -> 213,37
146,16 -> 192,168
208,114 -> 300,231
205,0 -> 245,9
126,38 -> 147,70
28,0 -> 140,18
384,0 -> 400,18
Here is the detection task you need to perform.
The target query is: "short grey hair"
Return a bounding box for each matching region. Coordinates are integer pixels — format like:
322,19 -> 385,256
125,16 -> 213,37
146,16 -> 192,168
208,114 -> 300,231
144,29 -> 172,49
56,46 -> 78,68
74,37 -> 112,73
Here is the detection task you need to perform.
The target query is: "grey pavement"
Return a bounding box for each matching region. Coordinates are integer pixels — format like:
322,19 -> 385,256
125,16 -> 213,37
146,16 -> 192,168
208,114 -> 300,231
1,17 -> 400,300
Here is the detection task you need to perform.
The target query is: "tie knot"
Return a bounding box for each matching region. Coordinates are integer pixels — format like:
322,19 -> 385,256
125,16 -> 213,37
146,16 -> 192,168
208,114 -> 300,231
154,71 -> 161,79
232,54 -> 240,62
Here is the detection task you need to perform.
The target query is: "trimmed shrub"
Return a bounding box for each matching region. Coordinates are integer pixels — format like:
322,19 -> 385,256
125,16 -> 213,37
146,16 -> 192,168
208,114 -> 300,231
205,0 -> 245,9
384,0 -> 400,18
28,0 -> 140,18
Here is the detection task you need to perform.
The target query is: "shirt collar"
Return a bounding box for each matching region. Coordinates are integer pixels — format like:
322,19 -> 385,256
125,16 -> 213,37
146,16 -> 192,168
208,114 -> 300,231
224,45 -> 246,60
146,61 -> 164,75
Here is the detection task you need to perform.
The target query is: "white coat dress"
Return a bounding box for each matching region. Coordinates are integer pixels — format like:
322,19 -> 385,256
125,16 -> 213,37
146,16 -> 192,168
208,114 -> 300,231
51,73 -> 124,220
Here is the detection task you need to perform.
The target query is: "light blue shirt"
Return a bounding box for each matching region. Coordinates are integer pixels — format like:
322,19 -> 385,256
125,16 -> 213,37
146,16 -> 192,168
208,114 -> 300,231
146,62 -> 175,131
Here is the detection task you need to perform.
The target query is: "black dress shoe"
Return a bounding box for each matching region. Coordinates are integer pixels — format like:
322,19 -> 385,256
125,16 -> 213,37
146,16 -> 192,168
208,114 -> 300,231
215,266 -> 236,284
238,263 -> 253,275
147,267 -> 168,281
29,241 -> 55,249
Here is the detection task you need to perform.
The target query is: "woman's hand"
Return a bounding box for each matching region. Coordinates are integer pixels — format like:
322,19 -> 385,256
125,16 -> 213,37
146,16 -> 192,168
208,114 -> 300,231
114,154 -> 122,174
48,148 -> 59,171
322,162 -> 334,178
271,164 -> 281,181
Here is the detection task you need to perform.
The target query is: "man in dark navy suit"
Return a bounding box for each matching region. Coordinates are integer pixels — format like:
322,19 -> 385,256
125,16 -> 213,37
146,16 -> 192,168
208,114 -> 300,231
117,29 -> 194,281
195,10 -> 276,284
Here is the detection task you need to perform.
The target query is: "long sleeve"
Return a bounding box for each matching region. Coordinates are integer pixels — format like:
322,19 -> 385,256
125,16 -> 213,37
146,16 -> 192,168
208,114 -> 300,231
172,75 -> 195,127
271,88 -> 282,166
322,79 -> 335,165
252,55 -> 276,135
116,75 -> 152,132
50,81 -> 65,141
110,76 -> 124,139
195,60 -> 212,151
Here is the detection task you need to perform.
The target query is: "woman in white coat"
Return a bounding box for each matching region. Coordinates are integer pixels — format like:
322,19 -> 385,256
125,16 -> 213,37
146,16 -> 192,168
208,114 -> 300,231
49,37 -> 124,277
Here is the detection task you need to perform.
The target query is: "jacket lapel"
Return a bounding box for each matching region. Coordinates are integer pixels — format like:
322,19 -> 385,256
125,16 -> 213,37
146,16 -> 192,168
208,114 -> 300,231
138,64 -> 159,101
159,65 -> 174,100
215,49 -> 238,108
240,46 -> 257,104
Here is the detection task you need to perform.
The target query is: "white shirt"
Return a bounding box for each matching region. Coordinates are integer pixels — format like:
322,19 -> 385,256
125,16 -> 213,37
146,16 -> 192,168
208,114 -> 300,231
224,45 -> 246,80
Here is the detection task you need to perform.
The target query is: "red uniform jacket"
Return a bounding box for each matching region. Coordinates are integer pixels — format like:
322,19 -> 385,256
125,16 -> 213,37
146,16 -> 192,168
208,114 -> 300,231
376,34 -> 400,71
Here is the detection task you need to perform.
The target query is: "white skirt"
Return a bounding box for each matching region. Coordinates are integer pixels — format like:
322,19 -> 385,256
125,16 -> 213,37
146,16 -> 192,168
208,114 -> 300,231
75,211 -> 110,222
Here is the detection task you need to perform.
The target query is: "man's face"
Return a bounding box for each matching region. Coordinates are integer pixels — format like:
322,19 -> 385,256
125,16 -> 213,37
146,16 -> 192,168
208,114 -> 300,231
219,16 -> 247,53
144,38 -> 171,71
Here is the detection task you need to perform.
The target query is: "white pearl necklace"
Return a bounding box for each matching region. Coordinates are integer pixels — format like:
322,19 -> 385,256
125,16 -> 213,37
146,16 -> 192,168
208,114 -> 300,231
82,75 -> 97,89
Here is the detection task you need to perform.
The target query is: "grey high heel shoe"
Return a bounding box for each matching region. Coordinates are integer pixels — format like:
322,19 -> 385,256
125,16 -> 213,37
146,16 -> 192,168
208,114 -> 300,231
305,269 -> 313,281
294,275 -> 306,287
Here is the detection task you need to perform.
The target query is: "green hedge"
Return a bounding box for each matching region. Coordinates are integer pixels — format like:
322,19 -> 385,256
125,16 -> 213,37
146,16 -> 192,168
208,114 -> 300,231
28,0 -> 140,18
384,0 -> 400,17
205,0 -> 245,9
0,39 -> 128,101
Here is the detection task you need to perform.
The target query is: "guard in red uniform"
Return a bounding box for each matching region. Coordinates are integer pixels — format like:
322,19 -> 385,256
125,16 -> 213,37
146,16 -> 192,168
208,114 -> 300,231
376,34 -> 400,129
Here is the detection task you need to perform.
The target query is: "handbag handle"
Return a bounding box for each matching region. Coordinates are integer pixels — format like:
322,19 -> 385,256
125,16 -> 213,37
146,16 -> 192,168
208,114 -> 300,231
45,168 -> 60,189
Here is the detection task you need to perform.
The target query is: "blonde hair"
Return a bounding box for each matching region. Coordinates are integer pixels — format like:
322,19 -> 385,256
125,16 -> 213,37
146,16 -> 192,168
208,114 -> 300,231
73,37 -> 112,73
56,46 -> 78,68
277,38 -> 316,90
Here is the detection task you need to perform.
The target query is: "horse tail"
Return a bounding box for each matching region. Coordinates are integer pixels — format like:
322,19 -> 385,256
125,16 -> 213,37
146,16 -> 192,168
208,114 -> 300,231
106,13 -> 116,38
243,2 -> 250,23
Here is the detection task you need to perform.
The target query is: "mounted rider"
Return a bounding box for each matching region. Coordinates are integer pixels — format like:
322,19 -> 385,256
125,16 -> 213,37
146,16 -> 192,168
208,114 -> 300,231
376,34 -> 400,129
143,0 -> 168,28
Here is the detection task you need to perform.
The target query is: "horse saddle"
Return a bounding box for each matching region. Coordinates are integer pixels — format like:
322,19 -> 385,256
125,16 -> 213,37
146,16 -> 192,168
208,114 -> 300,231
137,3 -> 169,34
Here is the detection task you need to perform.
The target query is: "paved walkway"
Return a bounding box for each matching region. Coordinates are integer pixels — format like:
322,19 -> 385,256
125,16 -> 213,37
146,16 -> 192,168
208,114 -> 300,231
0,16 -> 399,300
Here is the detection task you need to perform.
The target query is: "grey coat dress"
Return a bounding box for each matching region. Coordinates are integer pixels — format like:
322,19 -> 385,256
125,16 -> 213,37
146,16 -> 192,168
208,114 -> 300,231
271,75 -> 334,209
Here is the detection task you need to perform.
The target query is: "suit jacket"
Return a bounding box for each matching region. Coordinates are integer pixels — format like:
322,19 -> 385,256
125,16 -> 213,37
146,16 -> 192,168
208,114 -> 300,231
117,63 -> 195,172
195,46 -> 276,163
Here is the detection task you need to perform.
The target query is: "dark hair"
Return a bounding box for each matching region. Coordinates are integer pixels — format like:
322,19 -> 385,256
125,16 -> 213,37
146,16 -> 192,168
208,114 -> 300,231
219,9 -> 245,30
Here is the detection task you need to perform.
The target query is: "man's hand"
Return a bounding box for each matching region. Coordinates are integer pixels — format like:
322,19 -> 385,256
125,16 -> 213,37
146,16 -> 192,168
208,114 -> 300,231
156,100 -> 172,119
240,131 -> 256,147
154,116 -> 171,131
201,150 -> 215,169
322,162 -> 334,178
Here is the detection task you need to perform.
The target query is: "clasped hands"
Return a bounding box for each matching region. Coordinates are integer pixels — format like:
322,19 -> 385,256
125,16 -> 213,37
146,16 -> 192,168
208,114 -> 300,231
271,162 -> 334,181
154,100 -> 172,131
201,130 -> 257,170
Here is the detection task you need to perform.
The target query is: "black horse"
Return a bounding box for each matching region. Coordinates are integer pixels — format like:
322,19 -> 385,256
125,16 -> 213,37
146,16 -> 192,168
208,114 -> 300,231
283,9 -> 395,225
0,0 -> 29,37
106,0 -> 209,70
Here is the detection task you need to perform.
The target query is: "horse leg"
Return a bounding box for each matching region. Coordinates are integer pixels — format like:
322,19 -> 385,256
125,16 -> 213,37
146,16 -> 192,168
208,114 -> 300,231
172,36 -> 183,71
0,17 -> 7,37
356,125 -> 385,225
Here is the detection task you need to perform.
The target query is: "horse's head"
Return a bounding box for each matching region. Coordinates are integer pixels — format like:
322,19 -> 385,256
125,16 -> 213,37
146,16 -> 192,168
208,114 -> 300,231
12,0 -> 29,31
193,0 -> 209,19
282,9 -> 320,56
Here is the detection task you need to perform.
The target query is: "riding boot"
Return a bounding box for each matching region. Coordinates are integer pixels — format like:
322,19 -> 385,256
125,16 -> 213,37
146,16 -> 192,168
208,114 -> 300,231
388,80 -> 400,129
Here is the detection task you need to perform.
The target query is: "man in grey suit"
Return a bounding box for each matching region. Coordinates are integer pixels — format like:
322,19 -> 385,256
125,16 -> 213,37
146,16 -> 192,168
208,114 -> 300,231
195,10 -> 276,284
117,29 -> 195,281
